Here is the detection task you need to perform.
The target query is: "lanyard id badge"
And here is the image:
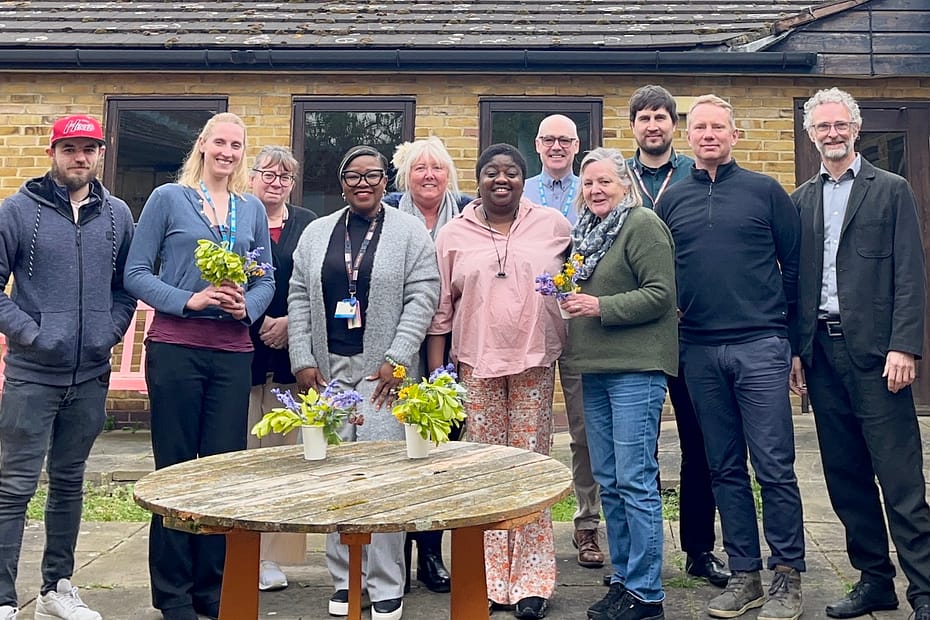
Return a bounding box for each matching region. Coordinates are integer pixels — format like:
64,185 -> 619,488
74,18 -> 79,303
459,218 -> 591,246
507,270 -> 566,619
335,298 -> 363,329
341,208 -> 380,329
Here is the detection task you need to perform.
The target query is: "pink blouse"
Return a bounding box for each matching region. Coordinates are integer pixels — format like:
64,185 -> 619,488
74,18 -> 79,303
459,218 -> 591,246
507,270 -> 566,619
429,199 -> 571,378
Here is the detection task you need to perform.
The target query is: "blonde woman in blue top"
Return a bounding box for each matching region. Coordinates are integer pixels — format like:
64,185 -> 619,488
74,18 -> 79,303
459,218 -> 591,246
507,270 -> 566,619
125,112 -> 274,620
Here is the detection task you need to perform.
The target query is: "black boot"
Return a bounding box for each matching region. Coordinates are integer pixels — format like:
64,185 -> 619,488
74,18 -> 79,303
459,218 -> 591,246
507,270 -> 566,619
411,531 -> 450,593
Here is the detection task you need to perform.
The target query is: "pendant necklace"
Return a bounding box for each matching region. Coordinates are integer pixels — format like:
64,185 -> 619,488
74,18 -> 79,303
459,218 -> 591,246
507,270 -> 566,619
480,206 -> 516,278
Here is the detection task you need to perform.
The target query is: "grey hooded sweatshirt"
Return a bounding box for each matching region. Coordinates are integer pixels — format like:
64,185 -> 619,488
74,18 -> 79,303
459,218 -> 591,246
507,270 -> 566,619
0,174 -> 136,386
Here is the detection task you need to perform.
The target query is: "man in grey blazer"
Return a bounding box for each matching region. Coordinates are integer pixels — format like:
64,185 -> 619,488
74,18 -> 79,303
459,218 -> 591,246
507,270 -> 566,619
789,87 -> 930,620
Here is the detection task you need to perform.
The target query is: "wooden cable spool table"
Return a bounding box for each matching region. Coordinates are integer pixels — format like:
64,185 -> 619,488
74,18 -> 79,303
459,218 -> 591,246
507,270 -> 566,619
134,440 -> 572,619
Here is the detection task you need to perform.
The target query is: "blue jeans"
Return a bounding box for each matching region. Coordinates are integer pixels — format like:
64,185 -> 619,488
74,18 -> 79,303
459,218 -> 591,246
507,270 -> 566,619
681,336 -> 805,572
583,371 -> 666,603
0,375 -> 108,606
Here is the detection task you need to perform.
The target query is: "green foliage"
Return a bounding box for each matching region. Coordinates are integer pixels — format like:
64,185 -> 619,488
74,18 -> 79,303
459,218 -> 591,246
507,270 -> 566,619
662,488 -> 681,521
28,483 -> 150,522
251,385 -> 363,446
391,366 -> 467,446
194,239 -> 250,286
551,494 -> 578,522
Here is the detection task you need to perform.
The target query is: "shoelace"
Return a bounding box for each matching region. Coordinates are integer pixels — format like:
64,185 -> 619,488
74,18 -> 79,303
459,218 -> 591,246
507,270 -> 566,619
52,586 -> 89,610
726,572 -> 750,593
769,571 -> 790,596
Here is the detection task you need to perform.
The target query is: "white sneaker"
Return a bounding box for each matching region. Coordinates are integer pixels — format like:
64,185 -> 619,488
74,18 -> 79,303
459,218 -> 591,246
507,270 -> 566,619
34,579 -> 101,620
0,605 -> 18,620
258,560 -> 288,591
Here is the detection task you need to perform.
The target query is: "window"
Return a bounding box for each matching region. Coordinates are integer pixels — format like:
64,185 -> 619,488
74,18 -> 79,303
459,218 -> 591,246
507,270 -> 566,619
479,98 -> 603,178
103,97 -> 227,220
292,98 -> 416,215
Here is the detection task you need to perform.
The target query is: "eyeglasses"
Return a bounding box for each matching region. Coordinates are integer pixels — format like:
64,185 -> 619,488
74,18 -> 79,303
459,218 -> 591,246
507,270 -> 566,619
341,169 -> 385,187
253,170 -> 296,186
538,136 -> 577,148
812,121 -> 855,135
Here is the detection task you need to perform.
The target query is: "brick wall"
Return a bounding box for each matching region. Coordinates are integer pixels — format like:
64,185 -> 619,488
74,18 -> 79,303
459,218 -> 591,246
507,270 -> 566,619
2,71 -> 926,420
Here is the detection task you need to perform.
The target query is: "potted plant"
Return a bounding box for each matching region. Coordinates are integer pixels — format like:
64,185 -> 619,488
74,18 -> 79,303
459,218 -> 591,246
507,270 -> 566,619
251,383 -> 364,460
535,253 -> 583,319
391,364 -> 467,459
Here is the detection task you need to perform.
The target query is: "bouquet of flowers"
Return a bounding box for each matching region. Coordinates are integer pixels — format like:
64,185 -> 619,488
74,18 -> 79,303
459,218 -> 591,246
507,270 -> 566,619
251,382 -> 364,446
535,253 -> 583,300
194,239 -> 273,287
391,364 -> 467,446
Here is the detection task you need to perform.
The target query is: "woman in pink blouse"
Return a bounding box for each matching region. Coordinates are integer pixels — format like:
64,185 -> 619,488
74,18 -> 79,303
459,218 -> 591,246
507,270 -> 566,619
427,143 -> 571,619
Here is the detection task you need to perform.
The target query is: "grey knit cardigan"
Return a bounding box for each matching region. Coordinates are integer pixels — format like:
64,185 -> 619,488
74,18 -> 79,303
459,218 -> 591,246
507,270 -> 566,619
287,204 -> 440,380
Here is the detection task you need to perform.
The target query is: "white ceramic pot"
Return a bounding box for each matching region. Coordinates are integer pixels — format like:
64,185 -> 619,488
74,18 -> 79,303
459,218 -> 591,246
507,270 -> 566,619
301,425 -> 327,461
404,424 -> 431,459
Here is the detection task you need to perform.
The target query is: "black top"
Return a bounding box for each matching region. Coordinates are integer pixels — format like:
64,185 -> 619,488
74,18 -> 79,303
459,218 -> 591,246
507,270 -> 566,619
657,160 -> 800,346
322,208 -> 384,356
249,204 -> 318,385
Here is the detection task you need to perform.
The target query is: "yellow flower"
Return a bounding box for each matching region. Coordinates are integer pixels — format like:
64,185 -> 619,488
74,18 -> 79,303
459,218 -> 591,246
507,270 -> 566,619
572,253 -> 584,264
392,364 -> 407,380
564,264 -> 575,277
398,386 -> 412,401
553,273 -> 566,288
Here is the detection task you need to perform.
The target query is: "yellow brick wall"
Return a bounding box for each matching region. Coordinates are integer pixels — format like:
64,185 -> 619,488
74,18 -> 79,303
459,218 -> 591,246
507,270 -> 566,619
1,70 -> 926,415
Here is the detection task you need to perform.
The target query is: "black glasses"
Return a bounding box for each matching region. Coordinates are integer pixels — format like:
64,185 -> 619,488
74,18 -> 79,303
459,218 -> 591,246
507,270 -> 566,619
253,169 -> 296,186
538,135 -> 577,148
341,169 -> 385,187
812,121 -> 854,135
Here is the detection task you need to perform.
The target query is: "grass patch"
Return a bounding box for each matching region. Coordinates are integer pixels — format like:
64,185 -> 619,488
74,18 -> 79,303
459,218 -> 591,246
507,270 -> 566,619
27,483 -> 150,522
552,494 -> 578,522
552,491 -> 683,522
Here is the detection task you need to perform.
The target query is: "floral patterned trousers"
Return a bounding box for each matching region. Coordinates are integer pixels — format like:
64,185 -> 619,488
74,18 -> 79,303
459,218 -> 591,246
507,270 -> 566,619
459,362 -> 557,605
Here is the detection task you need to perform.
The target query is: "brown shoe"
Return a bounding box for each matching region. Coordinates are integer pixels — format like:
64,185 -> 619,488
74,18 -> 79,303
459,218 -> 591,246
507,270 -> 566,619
572,528 -> 605,568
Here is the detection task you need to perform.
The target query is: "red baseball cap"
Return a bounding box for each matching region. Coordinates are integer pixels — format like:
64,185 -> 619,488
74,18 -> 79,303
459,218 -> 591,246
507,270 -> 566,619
50,114 -> 105,147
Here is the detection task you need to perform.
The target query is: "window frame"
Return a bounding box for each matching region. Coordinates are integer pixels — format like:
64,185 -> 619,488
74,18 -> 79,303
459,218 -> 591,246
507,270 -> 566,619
291,97 -> 416,209
103,97 -> 229,216
478,96 -> 603,163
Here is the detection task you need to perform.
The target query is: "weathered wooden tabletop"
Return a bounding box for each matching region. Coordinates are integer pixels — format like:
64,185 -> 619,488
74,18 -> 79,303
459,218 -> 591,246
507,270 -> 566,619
134,441 -> 572,534
133,441 -> 572,620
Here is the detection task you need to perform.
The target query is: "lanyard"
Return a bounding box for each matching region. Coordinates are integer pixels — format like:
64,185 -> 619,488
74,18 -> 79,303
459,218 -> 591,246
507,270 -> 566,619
632,166 -> 673,209
199,181 -> 237,248
344,208 -> 381,298
537,177 -> 577,217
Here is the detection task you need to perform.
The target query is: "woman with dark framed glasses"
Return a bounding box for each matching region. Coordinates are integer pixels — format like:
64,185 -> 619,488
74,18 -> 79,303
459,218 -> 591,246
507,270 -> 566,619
288,145 -> 439,620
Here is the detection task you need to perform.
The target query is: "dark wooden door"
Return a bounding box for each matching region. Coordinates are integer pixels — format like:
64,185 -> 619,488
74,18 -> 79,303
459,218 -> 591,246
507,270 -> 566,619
794,99 -> 930,407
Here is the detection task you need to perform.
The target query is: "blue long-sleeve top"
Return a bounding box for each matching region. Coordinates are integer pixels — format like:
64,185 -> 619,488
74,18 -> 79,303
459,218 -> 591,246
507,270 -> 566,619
656,161 -> 800,346
125,183 -> 274,324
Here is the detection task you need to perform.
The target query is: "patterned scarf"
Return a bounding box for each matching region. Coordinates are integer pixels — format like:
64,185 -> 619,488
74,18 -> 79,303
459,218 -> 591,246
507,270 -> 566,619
571,193 -> 636,281
398,191 -> 461,240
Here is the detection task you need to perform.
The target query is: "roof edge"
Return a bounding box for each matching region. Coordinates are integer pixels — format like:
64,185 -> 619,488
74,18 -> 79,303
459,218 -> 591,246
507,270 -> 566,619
0,48 -> 818,74
773,0 -> 871,34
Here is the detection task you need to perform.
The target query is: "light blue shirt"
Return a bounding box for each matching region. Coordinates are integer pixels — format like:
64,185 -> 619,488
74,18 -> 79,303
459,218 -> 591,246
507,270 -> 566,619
818,154 -> 862,316
524,171 -> 579,224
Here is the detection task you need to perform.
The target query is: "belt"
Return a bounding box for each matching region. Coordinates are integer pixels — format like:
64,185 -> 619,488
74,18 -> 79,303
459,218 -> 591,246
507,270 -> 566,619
817,316 -> 843,338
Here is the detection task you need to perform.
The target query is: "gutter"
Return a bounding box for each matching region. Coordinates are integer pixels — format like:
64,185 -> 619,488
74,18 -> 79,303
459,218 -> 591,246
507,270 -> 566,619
0,48 -> 817,74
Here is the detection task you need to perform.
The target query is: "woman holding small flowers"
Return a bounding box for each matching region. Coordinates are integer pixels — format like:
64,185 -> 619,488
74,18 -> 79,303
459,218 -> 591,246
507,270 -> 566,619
559,148 -> 677,620
288,145 -> 439,620
124,112 -> 274,620
428,144 -> 570,619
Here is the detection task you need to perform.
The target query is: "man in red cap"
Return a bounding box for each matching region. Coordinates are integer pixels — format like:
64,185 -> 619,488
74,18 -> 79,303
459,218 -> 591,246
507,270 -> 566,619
0,114 -> 135,620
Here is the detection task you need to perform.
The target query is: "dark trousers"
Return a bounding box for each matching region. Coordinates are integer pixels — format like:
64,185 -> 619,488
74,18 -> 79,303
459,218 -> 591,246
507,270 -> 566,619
146,342 -> 252,612
806,328 -> 930,605
0,376 -> 107,606
681,336 -> 805,572
667,372 -> 718,556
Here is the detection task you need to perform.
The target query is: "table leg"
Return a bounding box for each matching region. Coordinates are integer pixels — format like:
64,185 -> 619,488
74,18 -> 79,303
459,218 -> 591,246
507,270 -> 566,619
340,532 -> 371,620
219,530 -> 260,619
450,526 -> 490,620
